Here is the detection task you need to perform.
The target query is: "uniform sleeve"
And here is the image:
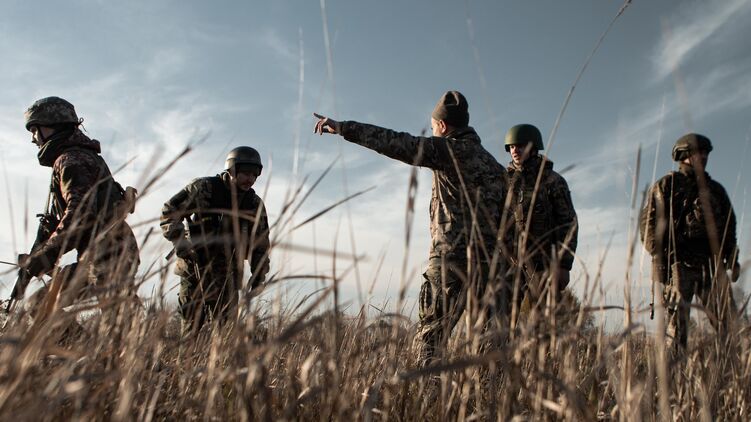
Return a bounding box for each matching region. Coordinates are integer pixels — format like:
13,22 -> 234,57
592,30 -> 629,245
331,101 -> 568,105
160,179 -> 204,242
715,184 -> 739,265
549,174 -> 578,270
248,198 -> 270,283
340,121 -> 451,169
40,153 -> 100,259
639,179 -> 668,258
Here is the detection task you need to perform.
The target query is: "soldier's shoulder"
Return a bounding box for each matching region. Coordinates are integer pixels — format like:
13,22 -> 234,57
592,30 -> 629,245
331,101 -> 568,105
544,169 -> 570,191
652,172 -> 677,189
256,194 -> 268,210
248,190 -> 266,208
53,148 -> 98,171
707,177 -> 730,198
187,175 -> 220,189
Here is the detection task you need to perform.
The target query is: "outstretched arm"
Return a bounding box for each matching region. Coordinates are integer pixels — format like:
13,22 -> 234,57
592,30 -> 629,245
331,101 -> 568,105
313,113 -> 451,169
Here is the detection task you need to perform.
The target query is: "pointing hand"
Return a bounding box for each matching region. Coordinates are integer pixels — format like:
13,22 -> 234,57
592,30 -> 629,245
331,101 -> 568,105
313,113 -> 342,135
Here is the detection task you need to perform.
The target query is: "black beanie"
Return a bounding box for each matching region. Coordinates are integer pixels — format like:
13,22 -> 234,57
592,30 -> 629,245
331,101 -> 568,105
431,91 -> 469,128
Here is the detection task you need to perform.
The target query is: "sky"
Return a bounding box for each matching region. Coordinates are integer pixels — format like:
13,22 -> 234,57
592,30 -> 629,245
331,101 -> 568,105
0,0 -> 749,329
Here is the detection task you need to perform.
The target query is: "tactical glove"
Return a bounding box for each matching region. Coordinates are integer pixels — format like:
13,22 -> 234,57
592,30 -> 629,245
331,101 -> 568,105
173,238 -> 196,260
249,274 -> 265,291
731,263 -> 741,283
555,269 -> 570,291
19,252 -> 53,277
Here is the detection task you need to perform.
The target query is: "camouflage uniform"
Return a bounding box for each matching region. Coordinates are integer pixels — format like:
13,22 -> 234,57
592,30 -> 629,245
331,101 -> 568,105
506,155 -> 578,311
640,162 -> 739,350
338,121 -> 509,367
160,172 -> 270,331
29,128 -> 139,299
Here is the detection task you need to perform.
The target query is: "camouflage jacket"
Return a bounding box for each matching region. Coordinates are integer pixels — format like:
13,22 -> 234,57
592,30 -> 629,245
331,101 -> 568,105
160,173 -> 270,281
507,155 -> 578,271
640,163 -> 738,267
340,121 -> 508,264
34,129 -> 136,268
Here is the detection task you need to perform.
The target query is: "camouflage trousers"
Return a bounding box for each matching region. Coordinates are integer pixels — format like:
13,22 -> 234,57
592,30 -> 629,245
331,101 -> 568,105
663,261 -> 737,350
508,262 -> 564,326
26,225 -> 139,311
81,224 -> 140,295
178,263 -> 240,334
413,258 -> 509,368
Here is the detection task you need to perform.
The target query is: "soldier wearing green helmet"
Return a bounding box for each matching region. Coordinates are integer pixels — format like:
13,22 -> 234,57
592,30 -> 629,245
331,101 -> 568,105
160,146 -> 270,334
504,123 -> 578,321
640,133 -> 740,352
11,96 -> 140,310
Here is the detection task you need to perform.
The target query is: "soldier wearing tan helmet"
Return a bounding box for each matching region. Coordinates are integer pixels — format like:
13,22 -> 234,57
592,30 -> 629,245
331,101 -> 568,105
503,124 -> 578,322
640,133 -> 740,351
160,146 -> 270,334
11,96 -> 139,309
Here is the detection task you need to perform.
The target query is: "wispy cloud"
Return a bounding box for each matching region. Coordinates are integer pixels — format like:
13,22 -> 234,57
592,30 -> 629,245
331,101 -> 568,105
653,0 -> 751,79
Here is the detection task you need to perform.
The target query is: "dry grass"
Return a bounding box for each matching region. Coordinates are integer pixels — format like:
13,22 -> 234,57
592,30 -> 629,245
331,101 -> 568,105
0,274 -> 749,421
1,124 -> 747,421
0,136 -> 748,421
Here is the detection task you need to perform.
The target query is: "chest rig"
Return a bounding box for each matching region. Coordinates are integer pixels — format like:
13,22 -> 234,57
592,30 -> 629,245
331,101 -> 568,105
187,176 -> 258,262
509,163 -> 555,257
668,172 -> 715,256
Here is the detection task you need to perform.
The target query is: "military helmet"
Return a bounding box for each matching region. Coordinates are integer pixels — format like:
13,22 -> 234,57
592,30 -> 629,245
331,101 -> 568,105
24,96 -> 80,131
504,124 -> 544,152
671,133 -> 713,161
225,146 -> 263,171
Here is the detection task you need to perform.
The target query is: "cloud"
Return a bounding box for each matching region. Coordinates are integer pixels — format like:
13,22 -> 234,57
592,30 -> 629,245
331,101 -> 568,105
653,0 -> 751,80
145,48 -> 189,82
259,27 -> 299,64
687,59 -> 751,117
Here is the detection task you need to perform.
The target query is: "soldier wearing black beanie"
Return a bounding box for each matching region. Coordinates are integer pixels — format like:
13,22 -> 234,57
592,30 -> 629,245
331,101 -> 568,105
313,91 -> 509,368
431,90 -> 470,128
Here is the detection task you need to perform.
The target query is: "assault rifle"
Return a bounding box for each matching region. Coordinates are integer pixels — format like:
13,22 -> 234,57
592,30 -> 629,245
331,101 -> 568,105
6,205 -> 58,313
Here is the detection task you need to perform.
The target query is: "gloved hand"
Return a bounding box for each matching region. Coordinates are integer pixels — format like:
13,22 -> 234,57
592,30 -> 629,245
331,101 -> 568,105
19,252 -> 52,277
249,274 -> 265,293
731,263 -> 741,283
555,268 -> 570,291
173,238 -> 196,260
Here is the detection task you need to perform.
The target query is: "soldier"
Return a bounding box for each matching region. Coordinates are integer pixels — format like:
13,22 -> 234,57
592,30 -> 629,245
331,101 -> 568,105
14,96 -> 139,307
313,91 -> 509,367
640,133 -> 740,351
161,147 -> 271,333
503,124 -> 578,319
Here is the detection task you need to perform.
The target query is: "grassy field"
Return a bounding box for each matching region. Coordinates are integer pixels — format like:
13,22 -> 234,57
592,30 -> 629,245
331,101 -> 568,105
0,144 -> 748,421
0,279 -> 749,421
